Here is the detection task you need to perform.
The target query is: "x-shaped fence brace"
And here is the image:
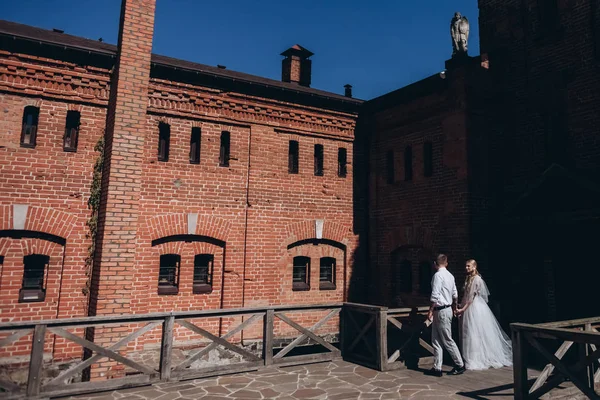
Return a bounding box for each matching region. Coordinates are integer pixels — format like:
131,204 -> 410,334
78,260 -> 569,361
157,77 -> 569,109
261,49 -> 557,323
386,315 -> 433,364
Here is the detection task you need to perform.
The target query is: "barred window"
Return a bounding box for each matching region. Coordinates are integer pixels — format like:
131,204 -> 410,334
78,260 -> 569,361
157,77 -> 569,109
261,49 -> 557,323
193,254 -> 214,294
20,106 -> 39,148
158,254 -> 179,295
63,111 -> 80,152
319,257 -> 336,290
292,256 -> 310,291
19,254 -> 49,302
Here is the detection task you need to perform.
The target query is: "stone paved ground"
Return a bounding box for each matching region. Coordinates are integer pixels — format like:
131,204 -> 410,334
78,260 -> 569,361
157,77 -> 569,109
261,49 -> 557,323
61,360 -> 589,400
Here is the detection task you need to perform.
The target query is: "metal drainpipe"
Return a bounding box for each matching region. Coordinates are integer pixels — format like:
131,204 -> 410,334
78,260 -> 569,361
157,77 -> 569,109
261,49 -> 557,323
240,125 -> 252,344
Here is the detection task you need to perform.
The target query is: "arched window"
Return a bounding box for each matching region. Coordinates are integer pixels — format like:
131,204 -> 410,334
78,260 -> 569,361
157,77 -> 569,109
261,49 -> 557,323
193,254 -> 214,294
19,254 -> 49,302
292,256 -> 310,291
20,106 -> 40,148
319,257 -> 336,290
419,261 -> 433,295
158,254 -> 180,295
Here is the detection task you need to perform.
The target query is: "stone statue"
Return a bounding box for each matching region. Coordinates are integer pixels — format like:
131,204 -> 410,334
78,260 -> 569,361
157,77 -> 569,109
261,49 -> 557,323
451,12 -> 469,57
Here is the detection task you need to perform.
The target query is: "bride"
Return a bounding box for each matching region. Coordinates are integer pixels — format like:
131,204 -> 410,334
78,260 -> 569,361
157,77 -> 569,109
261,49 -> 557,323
455,259 -> 512,370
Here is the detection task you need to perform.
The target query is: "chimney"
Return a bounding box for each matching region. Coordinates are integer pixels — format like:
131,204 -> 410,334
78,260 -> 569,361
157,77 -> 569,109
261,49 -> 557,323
281,44 -> 313,87
344,84 -> 353,98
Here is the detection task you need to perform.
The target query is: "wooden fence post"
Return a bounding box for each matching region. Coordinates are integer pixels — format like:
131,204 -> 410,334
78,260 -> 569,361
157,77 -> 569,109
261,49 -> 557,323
375,308 -> 388,371
160,315 -> 175,381
512,326 -> 528,400
263,309 -> 274,366
26,324 -> 46,397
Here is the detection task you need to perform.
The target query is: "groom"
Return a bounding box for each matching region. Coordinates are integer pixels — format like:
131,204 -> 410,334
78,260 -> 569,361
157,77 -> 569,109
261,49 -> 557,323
427,254 -> 465,376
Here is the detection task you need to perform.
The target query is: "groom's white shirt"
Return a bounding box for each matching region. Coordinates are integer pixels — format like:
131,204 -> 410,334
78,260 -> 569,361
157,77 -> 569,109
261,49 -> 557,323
430,267 -> 458,307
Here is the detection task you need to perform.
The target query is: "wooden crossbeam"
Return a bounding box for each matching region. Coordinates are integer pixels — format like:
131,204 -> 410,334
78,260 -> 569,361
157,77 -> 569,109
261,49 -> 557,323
174,314 -> 263,371
48,327 -> 156,376
274,313 -> 339,354
524,332 -> 600,400
529,340 -> 573,393
0,379 -> 20,392
386,316 -> 403,331
0,330 -> 31,349
45,322 -> 161,387
346,311 -> 375,355
274,309 -> 339,359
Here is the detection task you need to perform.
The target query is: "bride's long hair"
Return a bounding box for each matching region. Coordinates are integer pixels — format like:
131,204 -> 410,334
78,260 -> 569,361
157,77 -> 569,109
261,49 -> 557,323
463,259 -> 481,293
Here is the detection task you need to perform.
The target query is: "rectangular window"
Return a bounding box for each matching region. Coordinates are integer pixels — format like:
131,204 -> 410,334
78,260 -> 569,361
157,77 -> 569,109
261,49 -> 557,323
292,256 -> 310,291
288,140 -> 299,174
337,148 -> 347,178
158,122 -> 170,162
423,142 -> 433,177
404,146 -> 413,181
158,254 -> 180,295
19,254 -> 48,302
190,127 -> 201,164
63,110 -> 81,152
386,150 -> 394,184
314,144 -> 324,176
220,131 -> 230,167
319,257 -> 336,290
20,106 -> 39,148
193,254 -> 214,294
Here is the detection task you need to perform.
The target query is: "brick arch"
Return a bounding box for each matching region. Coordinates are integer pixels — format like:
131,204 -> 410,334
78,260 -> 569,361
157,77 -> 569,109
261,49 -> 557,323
0,205 -> 78,240
145,213 -> 231,242
385,225 -> 435,253
23,99 -> 41,108
284,220 -> 351,247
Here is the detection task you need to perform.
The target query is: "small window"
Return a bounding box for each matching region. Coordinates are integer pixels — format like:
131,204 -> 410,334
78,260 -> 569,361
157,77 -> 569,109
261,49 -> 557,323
404,146 -> 413,181
319,257 -> 336,290
423,142 -> 433,177
314,144 -> 324,176
292,256 -> 310,291
386,150 -> 395,184
19,254 -> 49,302
158,122 -> 170,162
400,260 -> 412,293
63,111 -> 80,152
193,254 -> 214,294
288,140 -> 299,174
337,148 -> 347,178
190,127 -> 201,164
158,254 -> 180,295
219,131 -> 230,167
20,106 -> 40,148
419,261 -> 433,295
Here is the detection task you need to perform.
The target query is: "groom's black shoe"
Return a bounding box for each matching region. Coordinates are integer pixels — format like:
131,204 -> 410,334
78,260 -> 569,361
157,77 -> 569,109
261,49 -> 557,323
426,368 -> 443,377
447,365 -> 466,375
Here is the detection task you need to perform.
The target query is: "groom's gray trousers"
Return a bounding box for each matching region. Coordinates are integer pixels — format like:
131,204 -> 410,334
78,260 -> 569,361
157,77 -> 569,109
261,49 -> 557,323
432,307 -> 464,371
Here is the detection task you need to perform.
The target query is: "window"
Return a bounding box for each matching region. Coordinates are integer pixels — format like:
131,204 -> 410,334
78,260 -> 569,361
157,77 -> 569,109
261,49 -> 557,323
288,140 -> 299,174
423,142 -> 433,177
20,106 -> 39,148
404,146 -> 413,181
314,144 -> 323,176
337,148 -> 347,178
219,131 -> 230,167
158,122 -> 170,162
386,150 -> 394,184
193,254 -> 214,294
419,261 -> 433,295
319,257 -> 336,290
190,127 -> 201,164
158,254 -> 180,295
399,260 -> 412,293
292,256 -> 310,291
63,110 -> 80,152
19,254 -> 49,302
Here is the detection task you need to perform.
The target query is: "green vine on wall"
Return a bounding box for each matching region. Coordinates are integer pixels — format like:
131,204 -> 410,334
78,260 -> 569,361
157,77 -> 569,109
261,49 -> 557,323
83,136 -> 104,296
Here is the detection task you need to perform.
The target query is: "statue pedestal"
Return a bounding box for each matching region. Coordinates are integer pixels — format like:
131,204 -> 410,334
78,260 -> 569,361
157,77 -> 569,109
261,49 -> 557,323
445,53 -> 473,70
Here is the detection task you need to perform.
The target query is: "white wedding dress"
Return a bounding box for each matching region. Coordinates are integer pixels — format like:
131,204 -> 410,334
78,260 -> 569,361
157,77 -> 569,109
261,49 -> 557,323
459,275 -> 512,370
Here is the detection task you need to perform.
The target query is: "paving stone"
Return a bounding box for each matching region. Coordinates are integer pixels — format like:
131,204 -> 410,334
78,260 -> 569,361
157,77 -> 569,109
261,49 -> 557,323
204,386 -> 231,394
327,391 -> 363,399
229,389 -> 262,398
178,386 -> 207,396
291,388 -> 326,398
155,393 -> 182,400
218,376 -> 253,385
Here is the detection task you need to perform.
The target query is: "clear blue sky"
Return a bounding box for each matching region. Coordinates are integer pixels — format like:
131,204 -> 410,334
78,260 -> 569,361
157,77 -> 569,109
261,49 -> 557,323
0,0 -> 480,100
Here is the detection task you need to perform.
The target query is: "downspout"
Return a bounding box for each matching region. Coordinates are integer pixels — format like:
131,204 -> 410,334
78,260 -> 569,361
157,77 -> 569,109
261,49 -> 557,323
53,243 -> 68,358
240,125 -> 252,344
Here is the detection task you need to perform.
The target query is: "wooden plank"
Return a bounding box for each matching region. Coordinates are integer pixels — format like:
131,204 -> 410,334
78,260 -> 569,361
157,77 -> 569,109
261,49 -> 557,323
388,349 -> 400,363
174,313 -> 263,371
272,352 -> 338,367
537,316 -> 600,329
387,316 -> 403,331
45,321 -> 161,387
512,328 -> 528,400
274,313 -> 339,354
343,303 -> 386,314
263,309 -> 274,366
48,327 -> 156,375
347,312 -> 375,354
524,332 -> 600,400
511,322 -> 600,345
529,340 -> 573,393
42,374 -> 152,398
160,315 -> 175,381
171,361 -> 262,381
273,309 -> 339,359
26,324 -> 46,397
419,338 -> 434,355
376,309 -> 388,371
176,320 -> 261,362
0,329 -> 31,348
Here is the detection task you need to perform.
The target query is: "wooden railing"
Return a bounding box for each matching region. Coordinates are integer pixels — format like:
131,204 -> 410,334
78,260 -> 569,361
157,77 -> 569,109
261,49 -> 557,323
341,303 -> 433,371
511,316 -> 600,399
0,304 -> 342,399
